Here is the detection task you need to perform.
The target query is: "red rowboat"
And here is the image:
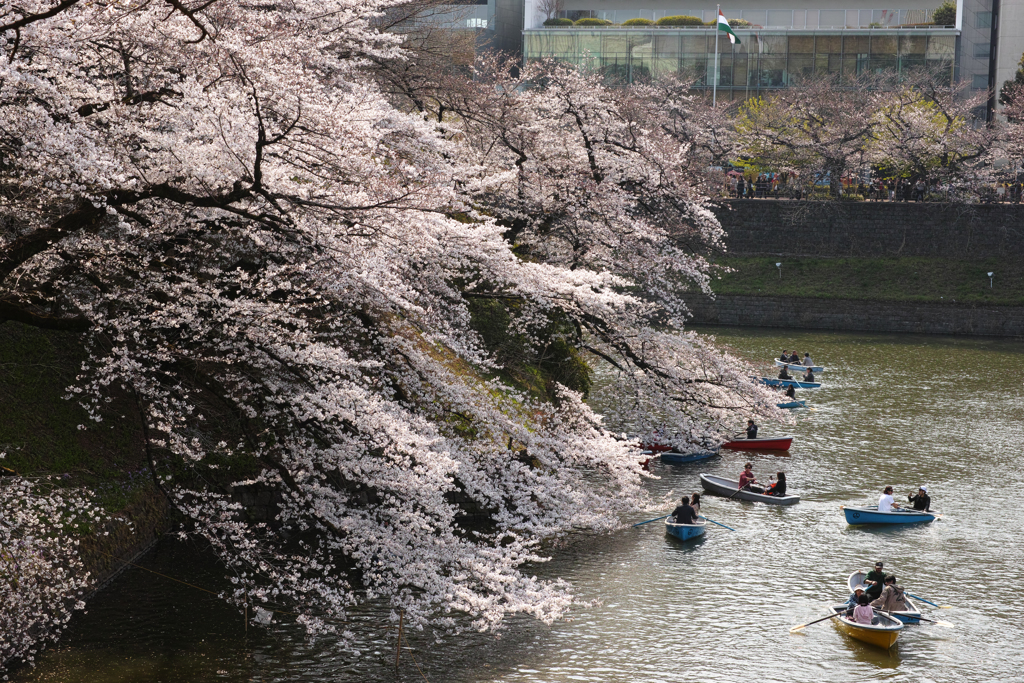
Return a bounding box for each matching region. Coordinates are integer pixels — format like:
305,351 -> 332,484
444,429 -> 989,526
641,443 -> 673,453
721,436 -> 793,451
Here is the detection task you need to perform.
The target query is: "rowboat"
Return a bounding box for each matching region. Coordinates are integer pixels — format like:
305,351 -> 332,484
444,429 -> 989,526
761,377 -> 821,389
847,570 -> 922,624
774,359 -> 825,373
721,436 -> 793,450
641,442 -> 673,453
699,473 -> 800,505
842,505 -> 938,525
829,603 -> 903,649
776,400 -> 806,409
659,449 -> 719,465
664,515 -> 707,541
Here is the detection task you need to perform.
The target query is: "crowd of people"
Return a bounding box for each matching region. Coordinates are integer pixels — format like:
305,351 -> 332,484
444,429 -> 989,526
725,171 -> 1024,204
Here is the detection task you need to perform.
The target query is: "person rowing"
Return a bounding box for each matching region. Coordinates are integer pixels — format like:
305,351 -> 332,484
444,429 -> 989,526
738,462 -> 758,490
878,485 -> 901,512
784,384 -> 796,399
778,366 -> 792,380
870,574 -> 908,613
670,496 -> 698,524
744,419 -> 758,439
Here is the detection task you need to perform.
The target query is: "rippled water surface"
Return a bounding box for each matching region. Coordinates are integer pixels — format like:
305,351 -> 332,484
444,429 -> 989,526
15,328 -> 1024,683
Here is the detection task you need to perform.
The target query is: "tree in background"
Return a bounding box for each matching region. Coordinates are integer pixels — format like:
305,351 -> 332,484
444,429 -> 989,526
932,0 -> 956,26
870,77 -> 993,195
735,76 -> 884,198
999,52 -> 1024,107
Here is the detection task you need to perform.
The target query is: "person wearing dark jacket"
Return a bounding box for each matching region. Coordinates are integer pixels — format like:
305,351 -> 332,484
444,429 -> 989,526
779,366 -> 792,380
764,472 -> 787,496
671,497 -> 697,524
864,562 -> 887,600
908,486 -> 931,511
803,368 -> 815,383
745,420 -> 758,439
785,385 -> 796,399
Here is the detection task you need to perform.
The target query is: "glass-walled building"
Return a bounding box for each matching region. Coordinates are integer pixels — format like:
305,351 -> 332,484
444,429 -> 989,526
524,27 -> 958,99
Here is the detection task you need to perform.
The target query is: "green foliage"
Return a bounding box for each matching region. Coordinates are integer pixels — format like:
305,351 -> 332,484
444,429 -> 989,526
543,17 -> 573,26
655,15 -> 703,26
622,17 -> 654,26
467,298 -> 592,400
712,256 -> 1024,305
574,17 -> 612,26
999,52 -> 1024,106
932,0 -> 956,26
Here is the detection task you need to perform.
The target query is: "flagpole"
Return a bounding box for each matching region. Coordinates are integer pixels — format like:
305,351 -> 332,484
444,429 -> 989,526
713,4 -> 719,107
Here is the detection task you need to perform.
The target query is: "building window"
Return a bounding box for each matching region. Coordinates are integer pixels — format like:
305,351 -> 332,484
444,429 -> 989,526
974,43 -> 991,58
975,11 -> 992,28
972,74 -> 989,89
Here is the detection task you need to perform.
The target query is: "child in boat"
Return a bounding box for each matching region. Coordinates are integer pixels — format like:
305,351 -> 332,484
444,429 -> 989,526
764,472 -> 787,496
852,594 -> 875,624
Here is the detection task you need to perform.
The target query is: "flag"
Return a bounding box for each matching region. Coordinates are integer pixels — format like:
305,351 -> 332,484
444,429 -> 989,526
717,9 -> 741,44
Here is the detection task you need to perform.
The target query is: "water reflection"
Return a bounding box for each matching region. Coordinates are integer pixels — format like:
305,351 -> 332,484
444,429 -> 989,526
15,328 -> 1024,683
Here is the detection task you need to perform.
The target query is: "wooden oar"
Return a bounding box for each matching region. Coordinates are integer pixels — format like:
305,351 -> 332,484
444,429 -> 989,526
790,610 -> 843,633
906,592 -> 952,609
632,514 -> 670,528
883,610 -> 954,628
701,516 -> 735,531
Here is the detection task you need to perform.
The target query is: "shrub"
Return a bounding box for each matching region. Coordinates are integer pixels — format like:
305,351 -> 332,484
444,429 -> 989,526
543,17 -> 573,26
574,17 -> 612,26
622,17 -> 654,26
655,15 -> 703,26
932,0 -> 956,25
705,17 -> 751,26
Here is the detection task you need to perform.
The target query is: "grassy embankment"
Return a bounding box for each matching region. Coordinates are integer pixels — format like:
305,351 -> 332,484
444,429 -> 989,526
712,257 -> 1024,305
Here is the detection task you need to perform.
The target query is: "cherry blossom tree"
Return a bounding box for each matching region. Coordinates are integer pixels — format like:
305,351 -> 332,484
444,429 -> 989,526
870,77 -> 994,195
1,477 -> 107,672
1,0 -> 778,658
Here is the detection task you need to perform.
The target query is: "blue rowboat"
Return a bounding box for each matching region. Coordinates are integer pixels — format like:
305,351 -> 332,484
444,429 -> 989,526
761,377 -> 821,389
847,570 -> 922,624
659,449 -> 719,465
665,516 -> 707,541
842,505 -> 938,525
776,400 -> 807,409
774,359 -> 825,373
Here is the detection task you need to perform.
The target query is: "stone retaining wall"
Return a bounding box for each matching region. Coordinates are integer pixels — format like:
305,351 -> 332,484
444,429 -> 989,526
687,294 -> 1024,337
713,200 -> 1024,258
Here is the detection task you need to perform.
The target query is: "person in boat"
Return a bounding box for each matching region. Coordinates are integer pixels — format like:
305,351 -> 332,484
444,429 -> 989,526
878,485 -> 901,512
778,366 -> 792,380
738,462 -> 758,490
689,492 -> 701,516
870,575 -> 908,613
670,496 -> 698,524
788,352 -> 800,363
802,353 -> 813,366
745,419 -> 758,439
764,472 -> 787,496
802,368 -> 815,383
784,384 -> 796,399
844,584 -> 867,615
779,349 -> 789,361
851,593 -> 877,625
908,485 -> 931,511
864,561 -> 887,600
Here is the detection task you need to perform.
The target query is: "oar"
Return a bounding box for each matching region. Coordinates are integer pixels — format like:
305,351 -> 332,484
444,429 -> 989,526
632,514 -> 670,528
790,610 -> 843,633
910,614 -> 954,628
701,516 -> 735,531
906,593 -> 952,609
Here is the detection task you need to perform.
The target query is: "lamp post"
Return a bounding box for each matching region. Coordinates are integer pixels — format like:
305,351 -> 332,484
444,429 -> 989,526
988,271 -> 994,288
776,262 -> 782,279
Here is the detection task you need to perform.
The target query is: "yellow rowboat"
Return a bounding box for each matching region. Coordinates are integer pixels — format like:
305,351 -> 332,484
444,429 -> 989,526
829,604 -> 903,650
